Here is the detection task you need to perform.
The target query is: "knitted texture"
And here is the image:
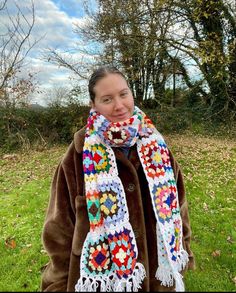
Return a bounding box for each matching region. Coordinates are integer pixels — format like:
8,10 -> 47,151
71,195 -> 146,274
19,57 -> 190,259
75,106 -> 189,292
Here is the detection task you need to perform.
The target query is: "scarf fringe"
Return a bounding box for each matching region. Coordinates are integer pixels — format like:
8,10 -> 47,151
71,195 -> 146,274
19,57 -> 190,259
155,268 -> 185,292
114,262 -> 146,292
75,262 -> 146,292
155,266 -> 174,287
75,275 -> 113,292
174,271 -> 185,292
155,250 -> 189,292
176,250 -> 189,272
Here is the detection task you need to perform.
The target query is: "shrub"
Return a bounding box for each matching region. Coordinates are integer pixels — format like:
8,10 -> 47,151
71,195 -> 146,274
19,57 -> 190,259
0,104 -> 90,152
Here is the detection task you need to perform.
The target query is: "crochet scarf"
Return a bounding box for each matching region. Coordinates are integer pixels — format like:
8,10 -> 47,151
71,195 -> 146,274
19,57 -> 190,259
75,106 -> 189,292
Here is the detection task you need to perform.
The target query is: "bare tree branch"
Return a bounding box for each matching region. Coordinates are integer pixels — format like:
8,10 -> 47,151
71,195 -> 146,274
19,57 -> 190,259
0,0 -> 7,11
0,0 -> 43,107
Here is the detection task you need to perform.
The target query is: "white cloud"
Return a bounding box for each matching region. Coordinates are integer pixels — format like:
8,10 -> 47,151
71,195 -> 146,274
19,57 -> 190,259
0,0 -> 93,106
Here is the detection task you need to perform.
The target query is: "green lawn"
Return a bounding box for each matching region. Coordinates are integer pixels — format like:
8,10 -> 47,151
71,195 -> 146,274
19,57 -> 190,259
0,135 -> 235,292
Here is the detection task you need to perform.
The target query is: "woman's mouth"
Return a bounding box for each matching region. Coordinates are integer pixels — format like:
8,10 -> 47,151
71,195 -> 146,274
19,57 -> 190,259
115,113 -> 129,120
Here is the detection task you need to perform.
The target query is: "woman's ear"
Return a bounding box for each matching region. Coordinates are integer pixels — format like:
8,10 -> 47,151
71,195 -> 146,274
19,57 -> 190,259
89,100 -> 95,108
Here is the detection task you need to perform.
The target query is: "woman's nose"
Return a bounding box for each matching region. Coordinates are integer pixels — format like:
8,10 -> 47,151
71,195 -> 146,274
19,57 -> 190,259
114,97 -> 124,110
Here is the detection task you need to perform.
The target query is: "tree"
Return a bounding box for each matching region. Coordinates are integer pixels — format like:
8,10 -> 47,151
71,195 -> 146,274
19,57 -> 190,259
0,0 -> 7,10
45,86 -> 71,107
167,0 -> 236,119
0,0 -> 40,108
46,0 -> 236,120
73,0 -> 181,105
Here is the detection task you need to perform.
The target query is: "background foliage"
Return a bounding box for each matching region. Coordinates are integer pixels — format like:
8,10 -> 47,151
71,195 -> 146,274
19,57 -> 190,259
1,101 -> 235,152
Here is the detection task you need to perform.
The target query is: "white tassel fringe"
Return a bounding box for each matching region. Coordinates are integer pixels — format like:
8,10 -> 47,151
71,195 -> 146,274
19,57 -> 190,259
155,266 -> 174,287
75,262 -> 146,292
114,262 -> 146,292
155,250 -> 189,292
176,250 -> 189,272
155,268 -> 185,292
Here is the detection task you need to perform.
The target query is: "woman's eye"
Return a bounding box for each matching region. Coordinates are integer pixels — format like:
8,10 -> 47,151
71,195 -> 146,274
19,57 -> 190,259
120,92 -> 128,97
102,97 -> 111,103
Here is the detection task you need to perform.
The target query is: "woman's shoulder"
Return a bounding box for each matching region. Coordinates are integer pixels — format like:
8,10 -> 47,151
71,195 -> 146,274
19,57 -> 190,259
73,125 -> 86,153
59,126 -> 86,167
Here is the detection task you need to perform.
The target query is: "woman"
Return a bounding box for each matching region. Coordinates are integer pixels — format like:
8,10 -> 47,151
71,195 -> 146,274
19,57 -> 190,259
41,66 -> 195,292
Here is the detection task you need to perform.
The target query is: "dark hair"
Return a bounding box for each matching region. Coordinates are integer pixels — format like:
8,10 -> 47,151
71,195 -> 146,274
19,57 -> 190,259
88,66 -> 126,102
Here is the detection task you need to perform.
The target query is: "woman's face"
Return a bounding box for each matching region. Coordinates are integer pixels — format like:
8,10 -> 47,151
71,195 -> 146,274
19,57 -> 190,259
91,73 -> 134,122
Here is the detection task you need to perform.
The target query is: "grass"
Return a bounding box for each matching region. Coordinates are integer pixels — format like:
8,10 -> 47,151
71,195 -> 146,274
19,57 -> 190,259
0,146 -> 67,292
166,134 -> 236,292
0,134 -> 235,292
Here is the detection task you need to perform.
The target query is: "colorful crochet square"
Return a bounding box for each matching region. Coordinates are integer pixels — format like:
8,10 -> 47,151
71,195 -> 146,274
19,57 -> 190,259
104,126 -> 131,145
159,143 -> 172,172
100,190 -> 118,217
91,144 -> 111,174
98,180 -> 126,227
87,191 -> 103,230
140,141 -> 165,179
152,181 -> 178,224
98,117 -> 141,147
108,228 -> 136,279
83,235 -> 113,275
83,149 -> 95,175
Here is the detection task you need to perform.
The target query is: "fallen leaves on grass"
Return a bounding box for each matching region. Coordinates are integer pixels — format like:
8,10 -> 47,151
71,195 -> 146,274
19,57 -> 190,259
5,237 -> 16,249
212,250 -> 221,257
2,154 -> 18,160
227,236 -> 234,244
0,146 -> 66,193
232,276 -> 236,285
203,202 -> 209,211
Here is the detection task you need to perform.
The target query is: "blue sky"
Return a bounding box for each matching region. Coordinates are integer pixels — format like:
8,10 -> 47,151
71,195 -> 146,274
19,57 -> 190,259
52,0 -> 86,18
1,0 -> 95,105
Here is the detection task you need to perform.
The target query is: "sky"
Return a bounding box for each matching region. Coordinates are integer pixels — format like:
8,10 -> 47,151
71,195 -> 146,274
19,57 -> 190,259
1,0 -> 94,105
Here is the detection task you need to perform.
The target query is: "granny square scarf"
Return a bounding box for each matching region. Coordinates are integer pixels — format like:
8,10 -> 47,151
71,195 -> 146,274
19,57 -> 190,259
75,106 -> 189,292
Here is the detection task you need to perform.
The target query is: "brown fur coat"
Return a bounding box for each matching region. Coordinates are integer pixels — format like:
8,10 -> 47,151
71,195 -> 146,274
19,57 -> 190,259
41,127 -> 195,292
